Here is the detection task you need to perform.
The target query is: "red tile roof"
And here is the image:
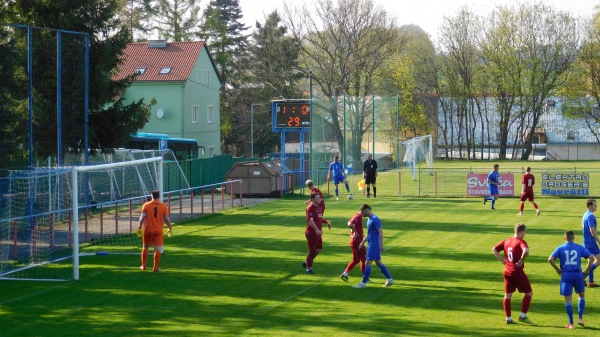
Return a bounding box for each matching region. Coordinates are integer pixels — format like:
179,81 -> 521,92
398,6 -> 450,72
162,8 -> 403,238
114,41 -> 205,82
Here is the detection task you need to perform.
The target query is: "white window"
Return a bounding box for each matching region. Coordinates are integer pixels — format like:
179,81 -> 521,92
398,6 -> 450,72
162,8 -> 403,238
207,105 -> 214,124
135,67 -> 147,75
208,146 -> 215,157
192,105 -> 199,124
159,66 -> 172,74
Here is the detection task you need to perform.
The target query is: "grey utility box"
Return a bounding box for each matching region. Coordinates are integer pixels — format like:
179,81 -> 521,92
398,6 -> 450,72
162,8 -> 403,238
224,160 -> 291,197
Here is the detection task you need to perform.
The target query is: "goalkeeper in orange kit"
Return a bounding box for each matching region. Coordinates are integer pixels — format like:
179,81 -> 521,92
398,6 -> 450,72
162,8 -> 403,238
138,190 -> 173,272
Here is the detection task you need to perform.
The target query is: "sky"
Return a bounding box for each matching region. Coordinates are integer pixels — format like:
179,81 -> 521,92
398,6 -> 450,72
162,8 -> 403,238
238,0 -> 599,42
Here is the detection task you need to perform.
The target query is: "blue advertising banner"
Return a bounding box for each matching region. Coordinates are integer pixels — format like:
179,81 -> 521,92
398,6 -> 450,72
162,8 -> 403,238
541,173 -> 589,196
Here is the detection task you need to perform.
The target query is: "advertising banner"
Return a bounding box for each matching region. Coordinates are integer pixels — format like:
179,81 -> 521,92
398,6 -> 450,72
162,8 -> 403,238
467,173 -> 515,196
541,173 -> 589,196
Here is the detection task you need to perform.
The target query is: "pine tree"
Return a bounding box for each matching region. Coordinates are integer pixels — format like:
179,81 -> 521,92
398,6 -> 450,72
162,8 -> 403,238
200,0 -> 248,84
199,0 -> 249,154
146,0 -> 202,41
115,0 -> 155,41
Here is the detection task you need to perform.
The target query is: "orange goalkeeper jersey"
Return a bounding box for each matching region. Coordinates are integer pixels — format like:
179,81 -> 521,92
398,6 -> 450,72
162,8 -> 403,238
141,200 -> 169,229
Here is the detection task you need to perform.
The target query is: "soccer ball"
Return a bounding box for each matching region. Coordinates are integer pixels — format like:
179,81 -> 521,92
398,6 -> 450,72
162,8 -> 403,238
347,194 -> 354,200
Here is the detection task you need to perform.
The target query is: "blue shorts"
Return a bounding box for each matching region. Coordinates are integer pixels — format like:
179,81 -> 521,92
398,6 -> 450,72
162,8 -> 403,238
586,245 -> 600,255
333,176 -> 346,185
366,243 -> 381,261
489,186 -> 499,195
560,271 -> 586,296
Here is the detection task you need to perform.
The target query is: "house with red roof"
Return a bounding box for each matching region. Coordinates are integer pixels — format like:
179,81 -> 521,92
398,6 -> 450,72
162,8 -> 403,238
114,40 -> 222,158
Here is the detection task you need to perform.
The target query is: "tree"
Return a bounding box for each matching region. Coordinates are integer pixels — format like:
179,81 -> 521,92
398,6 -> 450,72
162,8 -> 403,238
388,56 -> 428,137
436,2 -> 580,160
380,25 -> 435,140
284,0 -> 398,167
199,0 -> 249,155
2,0 -> 151,161
200,0 -> 248,84
437,6 -> 484,160
513,2 -> 581,159
561,8 -> 600,143
0,22 -> 30,166
145,0 -> 202,41
240,11 -> 302,157
479,5 -> 526,159
115,0 -> 154,41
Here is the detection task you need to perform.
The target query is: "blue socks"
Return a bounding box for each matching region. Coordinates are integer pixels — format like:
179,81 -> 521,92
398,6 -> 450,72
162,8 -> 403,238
379,264 -> 392,279
361,264 -> 393,284
345,182 -> 350,193
589,264 -> 598,283
578,298 -> 585,319
361,266 -> 372,284
335,187 -> 339,197
566,303 -> 573,324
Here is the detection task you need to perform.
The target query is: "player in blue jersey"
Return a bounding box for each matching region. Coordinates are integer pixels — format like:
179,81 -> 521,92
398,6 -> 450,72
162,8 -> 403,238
548,230 -> 597,329
327,155 -> 351,200
483,164 -> 500,209
582,198 -> 600,287
353,204 -> 394,288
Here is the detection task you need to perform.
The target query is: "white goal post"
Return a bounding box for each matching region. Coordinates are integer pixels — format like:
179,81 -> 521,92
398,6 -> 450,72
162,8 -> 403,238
71,156 -> 163,280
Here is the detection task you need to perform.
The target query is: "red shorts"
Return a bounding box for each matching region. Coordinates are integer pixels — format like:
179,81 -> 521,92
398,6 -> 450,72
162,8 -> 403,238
350,239 -> 366,261
143,227 -> 164,247
520,191 -> 534,202
305,232 -> 323,251
504,272 -> 532,294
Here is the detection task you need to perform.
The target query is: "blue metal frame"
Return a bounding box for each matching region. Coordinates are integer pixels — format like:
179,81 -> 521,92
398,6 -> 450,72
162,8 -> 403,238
273,99 -> 310,193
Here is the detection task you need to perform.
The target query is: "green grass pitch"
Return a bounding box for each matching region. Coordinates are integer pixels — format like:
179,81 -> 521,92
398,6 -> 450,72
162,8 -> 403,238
1,164 -> 600,336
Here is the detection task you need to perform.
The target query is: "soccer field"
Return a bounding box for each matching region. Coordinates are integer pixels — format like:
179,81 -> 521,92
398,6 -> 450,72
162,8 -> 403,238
0,189 -> 598,336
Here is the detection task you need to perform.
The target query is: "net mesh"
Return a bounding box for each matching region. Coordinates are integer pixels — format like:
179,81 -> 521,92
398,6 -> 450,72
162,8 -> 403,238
398,135 -> 434,180
305,95 -> 405,188
0,153 -> 188,280
0,24 -> 87,168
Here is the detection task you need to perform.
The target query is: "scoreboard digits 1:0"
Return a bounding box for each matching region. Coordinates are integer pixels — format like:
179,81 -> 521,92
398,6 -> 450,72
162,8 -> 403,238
274,101 -> 311,129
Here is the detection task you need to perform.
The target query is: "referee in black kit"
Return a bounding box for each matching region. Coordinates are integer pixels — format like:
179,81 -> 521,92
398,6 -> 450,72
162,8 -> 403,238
363,153 -> 378,198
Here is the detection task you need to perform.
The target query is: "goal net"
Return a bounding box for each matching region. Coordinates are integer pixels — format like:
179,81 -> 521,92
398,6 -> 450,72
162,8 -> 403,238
398,135 -> 434,180
0,156 -> 166,281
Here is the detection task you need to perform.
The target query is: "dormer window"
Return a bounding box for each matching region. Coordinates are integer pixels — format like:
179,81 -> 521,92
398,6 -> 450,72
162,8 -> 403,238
135,67 -> 147,75
159,66 -> 172,74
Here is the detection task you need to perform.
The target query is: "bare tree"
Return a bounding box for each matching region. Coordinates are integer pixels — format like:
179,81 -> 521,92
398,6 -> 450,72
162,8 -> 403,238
479,5 -> 526,159
436,2 -> 580,160
515,2 -> 581,159
284,0 -> 398,166
437,6 -> 483,160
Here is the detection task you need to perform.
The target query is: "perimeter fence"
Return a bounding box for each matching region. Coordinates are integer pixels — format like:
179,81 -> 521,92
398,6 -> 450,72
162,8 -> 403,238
391,166 -> 600,198
0,23 -> 88,170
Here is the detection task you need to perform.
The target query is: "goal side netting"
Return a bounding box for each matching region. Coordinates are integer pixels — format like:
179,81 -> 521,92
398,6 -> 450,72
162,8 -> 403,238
398,135 -> 434,180
0,156 -> 165,281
